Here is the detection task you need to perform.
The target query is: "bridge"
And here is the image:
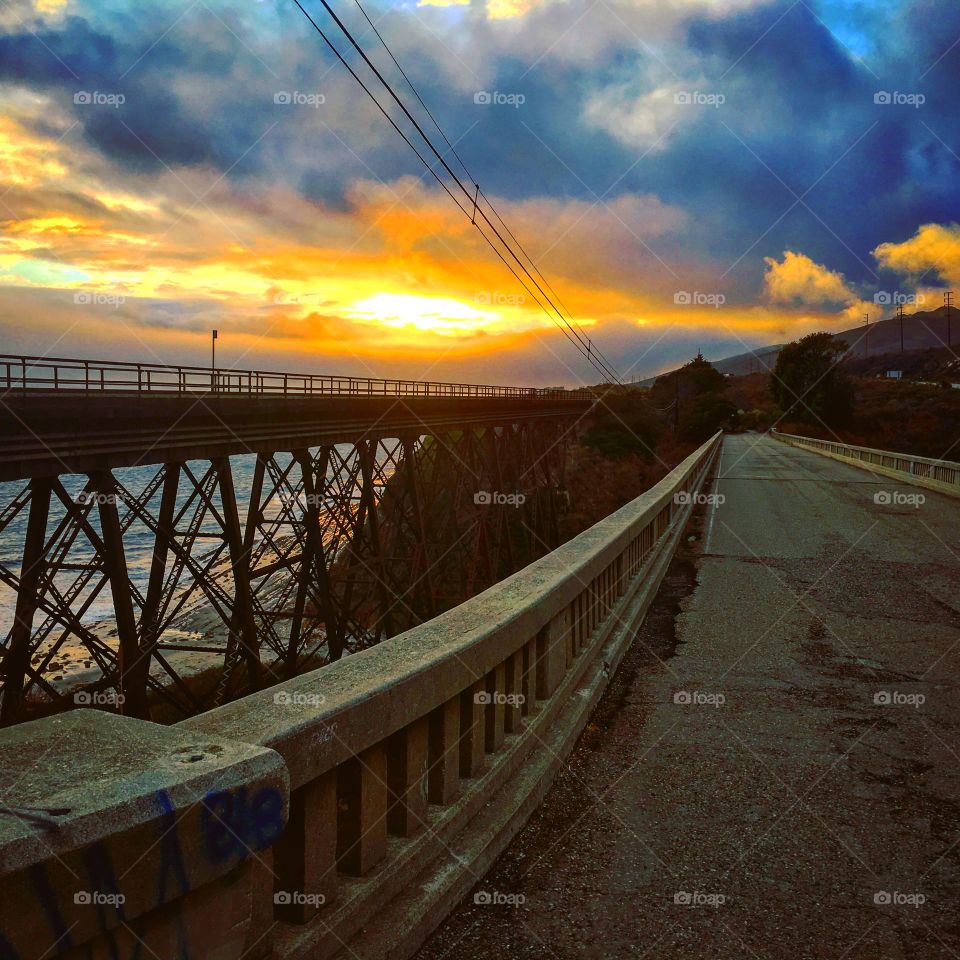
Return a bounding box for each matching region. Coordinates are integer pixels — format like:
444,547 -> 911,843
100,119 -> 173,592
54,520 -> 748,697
1,400 -> 958,958
0,355 -> 591,722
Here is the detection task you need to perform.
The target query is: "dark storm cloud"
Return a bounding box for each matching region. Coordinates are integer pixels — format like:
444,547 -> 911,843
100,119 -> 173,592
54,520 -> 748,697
0,14 -> 235,170
633,0 -> 960,290
0,15 -> 118,82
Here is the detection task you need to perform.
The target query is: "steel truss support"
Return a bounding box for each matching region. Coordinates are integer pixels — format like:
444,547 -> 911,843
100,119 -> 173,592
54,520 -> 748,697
0,419 -> 576,724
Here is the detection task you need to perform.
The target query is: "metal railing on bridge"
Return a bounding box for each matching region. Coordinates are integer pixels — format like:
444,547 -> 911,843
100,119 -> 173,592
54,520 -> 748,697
0,354 -> 593,400
773,430 -> 960,498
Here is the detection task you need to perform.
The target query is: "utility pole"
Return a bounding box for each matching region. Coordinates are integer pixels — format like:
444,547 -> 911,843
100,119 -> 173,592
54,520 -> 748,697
863,312 -> 870,359
946,291 -> 954,348
898,302 -> 904,354
211,329 -> 218,391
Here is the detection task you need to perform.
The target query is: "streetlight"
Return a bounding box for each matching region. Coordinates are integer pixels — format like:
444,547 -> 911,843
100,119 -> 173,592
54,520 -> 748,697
211,329 -> 218,391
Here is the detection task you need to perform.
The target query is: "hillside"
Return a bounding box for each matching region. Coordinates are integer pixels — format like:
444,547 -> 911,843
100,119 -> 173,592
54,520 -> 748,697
641,305 -> 958,383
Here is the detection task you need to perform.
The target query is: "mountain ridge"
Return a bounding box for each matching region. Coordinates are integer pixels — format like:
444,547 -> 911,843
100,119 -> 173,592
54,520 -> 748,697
637,306 -> 957,385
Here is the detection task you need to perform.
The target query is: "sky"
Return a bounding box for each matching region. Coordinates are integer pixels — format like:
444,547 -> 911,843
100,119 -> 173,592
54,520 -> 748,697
1,0 -> 959,385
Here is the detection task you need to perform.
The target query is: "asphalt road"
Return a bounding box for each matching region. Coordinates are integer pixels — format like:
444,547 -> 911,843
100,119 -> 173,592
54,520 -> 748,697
415,433 -> 960,960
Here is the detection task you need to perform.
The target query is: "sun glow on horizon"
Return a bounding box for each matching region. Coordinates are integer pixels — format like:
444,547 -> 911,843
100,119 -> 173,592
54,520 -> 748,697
344,292 -> 502,335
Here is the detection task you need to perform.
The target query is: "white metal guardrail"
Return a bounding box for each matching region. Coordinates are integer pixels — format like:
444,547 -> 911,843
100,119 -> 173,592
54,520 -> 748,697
773,430 -> 960,499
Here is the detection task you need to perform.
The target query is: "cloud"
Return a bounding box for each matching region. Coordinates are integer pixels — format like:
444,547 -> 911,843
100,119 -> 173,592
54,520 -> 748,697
763,251 -> 860,307
583,81 -> 691,153
873,223 -> 960,287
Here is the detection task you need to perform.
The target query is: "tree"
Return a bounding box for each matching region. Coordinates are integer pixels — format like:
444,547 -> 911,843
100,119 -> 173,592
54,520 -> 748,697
679,394 -> 738,442
651,353 -> 731,436
651,354 -> 727,410
772,333 -> 852,425
583,389 -> 662,460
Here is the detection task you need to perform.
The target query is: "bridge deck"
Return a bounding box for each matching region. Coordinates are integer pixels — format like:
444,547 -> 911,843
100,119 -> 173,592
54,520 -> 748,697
417,433 -> 960,959
0,393 -> 590,481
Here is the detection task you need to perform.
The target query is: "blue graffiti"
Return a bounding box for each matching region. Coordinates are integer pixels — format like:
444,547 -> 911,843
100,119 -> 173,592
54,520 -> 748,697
200,786 -> 284,864
9,784 -> 285,960
155,789 -> 191,904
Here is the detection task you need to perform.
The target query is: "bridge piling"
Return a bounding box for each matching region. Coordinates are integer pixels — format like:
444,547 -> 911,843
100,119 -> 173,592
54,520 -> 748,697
483,662 -> 507,753
458,681 -> 487,779
274,773 -> 337,923
427,699 -> 460,805
336,746 -> 389,876
2,477 -> 51,724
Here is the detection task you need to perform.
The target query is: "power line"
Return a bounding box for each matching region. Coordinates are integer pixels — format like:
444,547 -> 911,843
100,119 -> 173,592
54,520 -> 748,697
290,1 -> 590,373
946,290 -> 954,348
477,189 -> 623,381
310,0 -> 618,381
352,3 -> 619,381
349,0 -> 474,185
290,0 -> 622,385
289,0 -> 471,221
346,0 -> 622,384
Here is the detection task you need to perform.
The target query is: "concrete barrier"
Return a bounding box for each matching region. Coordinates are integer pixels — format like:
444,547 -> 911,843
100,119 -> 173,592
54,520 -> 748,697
773,430 -> 960,500
0,712 -> 288,960
0,432 -> 722,960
